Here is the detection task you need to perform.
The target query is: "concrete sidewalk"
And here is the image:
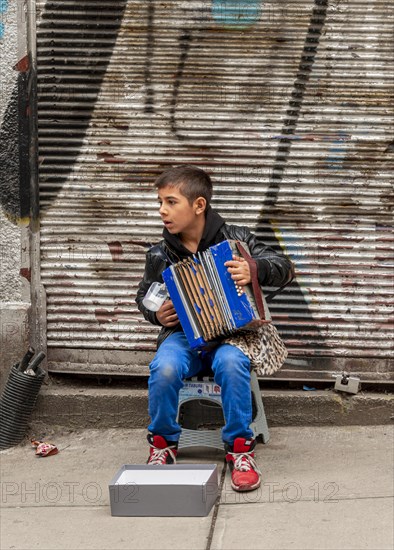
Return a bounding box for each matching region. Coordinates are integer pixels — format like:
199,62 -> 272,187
1,425 -> 393,550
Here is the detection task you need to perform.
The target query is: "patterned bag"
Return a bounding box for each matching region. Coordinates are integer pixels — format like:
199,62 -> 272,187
222,241 -> 289,375
224,323 -> 288,376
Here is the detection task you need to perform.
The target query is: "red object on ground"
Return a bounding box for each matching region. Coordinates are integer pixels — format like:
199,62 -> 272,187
31,439 -> 59,457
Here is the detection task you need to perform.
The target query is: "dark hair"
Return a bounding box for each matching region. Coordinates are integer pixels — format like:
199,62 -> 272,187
154,165 -> 213,206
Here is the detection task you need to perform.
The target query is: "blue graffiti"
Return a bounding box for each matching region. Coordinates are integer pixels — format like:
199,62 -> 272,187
326,130 -> 348,170
212,0 -> 261,28
0,0 -> 8,40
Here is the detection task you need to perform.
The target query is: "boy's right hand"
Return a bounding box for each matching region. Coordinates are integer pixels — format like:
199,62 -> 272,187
156,300 -> 179,327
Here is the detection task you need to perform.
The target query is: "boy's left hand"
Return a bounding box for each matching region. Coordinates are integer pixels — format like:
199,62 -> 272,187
225,255 -> 251,286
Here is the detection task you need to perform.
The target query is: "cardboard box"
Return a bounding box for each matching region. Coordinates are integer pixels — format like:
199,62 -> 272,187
109,464 -> 218,517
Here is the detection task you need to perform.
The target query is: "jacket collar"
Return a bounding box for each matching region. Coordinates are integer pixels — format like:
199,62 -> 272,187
162,206 -> 226,258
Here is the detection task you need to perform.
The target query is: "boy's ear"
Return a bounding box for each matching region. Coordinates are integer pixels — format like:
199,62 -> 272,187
194,197 -> 207,215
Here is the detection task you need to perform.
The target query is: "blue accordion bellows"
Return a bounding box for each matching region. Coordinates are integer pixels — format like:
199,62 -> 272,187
162,240 -> 264,350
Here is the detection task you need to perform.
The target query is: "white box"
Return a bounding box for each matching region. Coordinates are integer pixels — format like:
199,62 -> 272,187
109,464 -> 219,517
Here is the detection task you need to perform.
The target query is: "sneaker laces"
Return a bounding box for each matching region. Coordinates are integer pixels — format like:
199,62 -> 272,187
148,443 -> 177,465
229,451 -> 261,474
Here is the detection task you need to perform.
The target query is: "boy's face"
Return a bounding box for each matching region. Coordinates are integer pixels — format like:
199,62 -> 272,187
157,185 -> 205,235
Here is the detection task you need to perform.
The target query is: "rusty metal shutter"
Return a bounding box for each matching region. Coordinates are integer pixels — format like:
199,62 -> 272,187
36,0 -> 393,382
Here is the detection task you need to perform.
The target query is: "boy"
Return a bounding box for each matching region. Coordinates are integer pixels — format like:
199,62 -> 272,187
136,165 -> 293,492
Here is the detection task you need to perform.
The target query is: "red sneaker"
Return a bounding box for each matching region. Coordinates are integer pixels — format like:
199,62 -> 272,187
225,438 -> 261,492
147,434 -> 178,465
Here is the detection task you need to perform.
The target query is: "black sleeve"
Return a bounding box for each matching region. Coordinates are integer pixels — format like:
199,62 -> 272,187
241,228 -> 294,288
135,250 -> 168,326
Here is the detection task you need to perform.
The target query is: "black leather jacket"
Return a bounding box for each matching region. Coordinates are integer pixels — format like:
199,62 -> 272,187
136,214 -> 294,348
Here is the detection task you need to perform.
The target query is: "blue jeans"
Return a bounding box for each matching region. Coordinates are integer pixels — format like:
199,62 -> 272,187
148,332 -> 254,445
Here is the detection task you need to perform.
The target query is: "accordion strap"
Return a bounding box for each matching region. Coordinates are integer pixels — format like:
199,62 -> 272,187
235,241 -> 267,320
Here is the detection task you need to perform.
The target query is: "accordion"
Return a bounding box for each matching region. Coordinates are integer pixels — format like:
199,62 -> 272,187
162,240 -> 270,350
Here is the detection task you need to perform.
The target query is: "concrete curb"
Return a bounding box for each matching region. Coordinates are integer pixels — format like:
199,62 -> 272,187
29,387 -> 394,432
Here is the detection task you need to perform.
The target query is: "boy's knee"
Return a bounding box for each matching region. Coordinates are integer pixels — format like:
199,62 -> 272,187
213,345 -> 250,377
216,344 -> 250,368
150,360 -> 183,387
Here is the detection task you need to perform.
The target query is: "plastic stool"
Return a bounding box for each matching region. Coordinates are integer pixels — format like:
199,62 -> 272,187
177,370 -> 270,450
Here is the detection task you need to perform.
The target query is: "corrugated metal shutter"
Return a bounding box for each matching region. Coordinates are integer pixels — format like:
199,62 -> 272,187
36,0 -> 393,382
